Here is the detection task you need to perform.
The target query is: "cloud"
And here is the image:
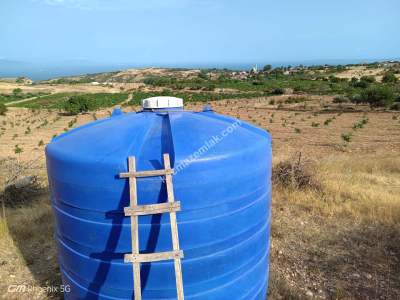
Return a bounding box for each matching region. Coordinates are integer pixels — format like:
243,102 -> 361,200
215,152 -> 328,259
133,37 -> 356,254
30,0 -> 94,10
33,0 -> 221,11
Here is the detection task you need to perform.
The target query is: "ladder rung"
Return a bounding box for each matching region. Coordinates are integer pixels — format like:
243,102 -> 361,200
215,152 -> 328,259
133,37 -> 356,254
124,202 -> 181,216
124,250 -> 184,263
120,169 -> 174,178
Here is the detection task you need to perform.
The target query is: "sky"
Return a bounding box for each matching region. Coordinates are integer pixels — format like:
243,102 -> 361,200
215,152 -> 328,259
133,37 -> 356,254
0,0 -> 399,67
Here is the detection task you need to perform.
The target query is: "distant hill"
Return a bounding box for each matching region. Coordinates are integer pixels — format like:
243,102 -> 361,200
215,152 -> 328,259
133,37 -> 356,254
41,68 -> 202,84
1,58 -> 399,82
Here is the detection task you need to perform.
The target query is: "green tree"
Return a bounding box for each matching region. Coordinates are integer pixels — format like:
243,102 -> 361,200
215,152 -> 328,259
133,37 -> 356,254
198,70 -> 209,80
12,88 -> 22,95
263,64 -> 272,72
63,95 -> 90,115
0,103 -> 7,115
16,77 -> 25,83
360,86 -> 395,107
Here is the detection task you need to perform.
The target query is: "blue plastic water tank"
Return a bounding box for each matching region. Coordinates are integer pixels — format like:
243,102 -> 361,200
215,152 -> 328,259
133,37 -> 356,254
46,101 -> 272,300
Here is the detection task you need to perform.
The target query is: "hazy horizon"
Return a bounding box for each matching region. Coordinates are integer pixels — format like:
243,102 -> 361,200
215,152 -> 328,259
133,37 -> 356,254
1,57 -> 399,81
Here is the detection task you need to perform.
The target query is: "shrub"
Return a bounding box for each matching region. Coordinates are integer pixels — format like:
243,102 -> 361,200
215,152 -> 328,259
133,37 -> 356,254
360,86 -> 395,107
271,88 -> 284,95
40,119 -> 48,127
382,72 -> 398,83
333,95 -> 349,103
329,75 -> 342,83
143,76 -> 174,86
351,93 -> 363,104
38,140 -> 44,147
204,84 -> 216,91
360,76 -> 376,83
0,103 -> 7,115
285,97 -> 309,104
252,80 -> 264,86
353,122 -> 363,130
294,128 -> 301,133
68,118 -> 77,128
1,163 -> 42,207
12,88 -> 23,95
352,80 -> 369,88
14,145 -> 23,154
273,153 -> 320,190
341,132 -> 352,143
391,102 -> 400,110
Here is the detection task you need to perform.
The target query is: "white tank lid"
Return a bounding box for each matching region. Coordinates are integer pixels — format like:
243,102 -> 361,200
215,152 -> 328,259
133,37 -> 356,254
142,96 -> 183,109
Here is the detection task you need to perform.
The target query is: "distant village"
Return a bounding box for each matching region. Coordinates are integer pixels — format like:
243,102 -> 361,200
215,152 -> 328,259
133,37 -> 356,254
1,60 -> 399,85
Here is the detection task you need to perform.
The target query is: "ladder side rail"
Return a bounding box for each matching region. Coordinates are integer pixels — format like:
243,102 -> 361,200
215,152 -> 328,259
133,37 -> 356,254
163,153 -> 185,300
128,157 -> 142,300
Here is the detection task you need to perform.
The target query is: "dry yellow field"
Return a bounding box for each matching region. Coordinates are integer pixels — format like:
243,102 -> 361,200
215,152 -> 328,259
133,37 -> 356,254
0,94 -> 399,299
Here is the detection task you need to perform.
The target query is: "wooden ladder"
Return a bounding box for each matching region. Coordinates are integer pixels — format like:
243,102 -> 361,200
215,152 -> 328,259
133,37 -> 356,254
119,154 -> 184,300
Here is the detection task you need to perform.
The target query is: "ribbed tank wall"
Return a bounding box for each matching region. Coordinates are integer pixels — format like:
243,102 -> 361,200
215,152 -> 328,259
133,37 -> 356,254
46,109 -> 272,300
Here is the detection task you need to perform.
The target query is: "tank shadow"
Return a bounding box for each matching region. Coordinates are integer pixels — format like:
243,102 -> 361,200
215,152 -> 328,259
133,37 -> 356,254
86,179 -> 130,300
87,166 -> 167,299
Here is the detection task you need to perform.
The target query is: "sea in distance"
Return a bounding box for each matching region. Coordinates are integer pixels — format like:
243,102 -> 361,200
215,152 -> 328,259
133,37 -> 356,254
0,58 -> 398,81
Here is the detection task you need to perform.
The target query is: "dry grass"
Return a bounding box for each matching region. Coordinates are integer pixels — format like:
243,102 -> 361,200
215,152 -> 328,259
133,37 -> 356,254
269,153 -> 400,299
272,153 -> 400,225
319,154 -> 400,224
0,157 -> 59,299
0,199 -> 59,300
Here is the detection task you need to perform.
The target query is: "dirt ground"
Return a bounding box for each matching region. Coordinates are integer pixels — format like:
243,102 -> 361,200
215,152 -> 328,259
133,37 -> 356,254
2,95 -> 399,161
334,66 -> 400,82
0,94 -> 399,299
0,82 -> 127,95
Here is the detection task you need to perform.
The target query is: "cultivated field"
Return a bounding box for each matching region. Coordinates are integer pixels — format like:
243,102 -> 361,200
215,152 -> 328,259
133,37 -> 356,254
0,65 -> 400,299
